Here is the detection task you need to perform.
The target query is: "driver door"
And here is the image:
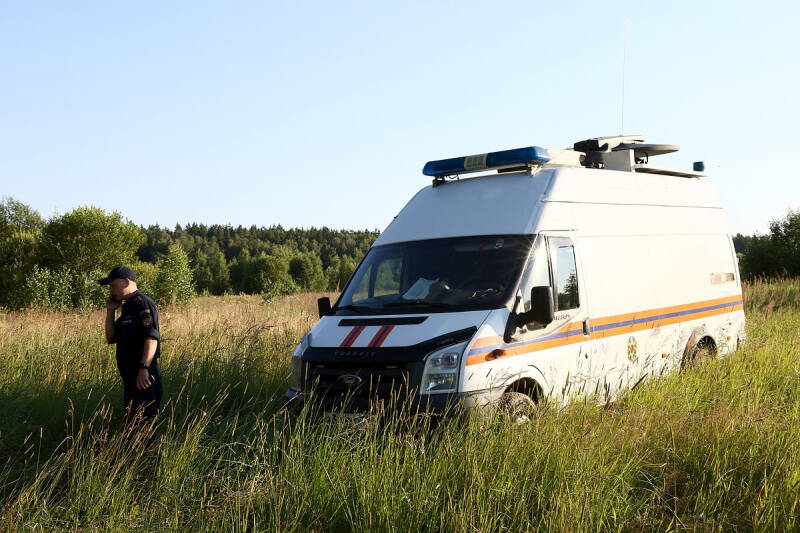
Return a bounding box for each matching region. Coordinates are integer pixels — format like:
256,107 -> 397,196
515,232 -> 594,401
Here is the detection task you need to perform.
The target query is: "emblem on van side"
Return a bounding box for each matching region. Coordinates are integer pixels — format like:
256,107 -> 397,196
626,336 -> 638,363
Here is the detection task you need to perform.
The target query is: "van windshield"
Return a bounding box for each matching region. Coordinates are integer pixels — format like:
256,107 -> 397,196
334,235 -> 533,314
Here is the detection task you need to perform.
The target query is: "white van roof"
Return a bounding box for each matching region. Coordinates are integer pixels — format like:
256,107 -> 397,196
375,171 -> 553,246
374,166 -> 724,246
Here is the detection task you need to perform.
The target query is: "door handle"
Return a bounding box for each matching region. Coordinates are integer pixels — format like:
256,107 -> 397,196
583,319 -> 591,336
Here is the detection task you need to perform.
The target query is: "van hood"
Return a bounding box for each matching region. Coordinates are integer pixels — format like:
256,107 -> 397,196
308,310 -> 492,350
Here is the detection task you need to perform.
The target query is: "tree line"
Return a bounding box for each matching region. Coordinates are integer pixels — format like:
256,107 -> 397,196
1,196 -> 797,310
732,209 -> 800,279
137,222 -> 376,296
0,197 -> 377,310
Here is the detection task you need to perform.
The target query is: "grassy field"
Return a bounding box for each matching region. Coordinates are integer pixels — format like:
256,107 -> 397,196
0,281 -> 799,531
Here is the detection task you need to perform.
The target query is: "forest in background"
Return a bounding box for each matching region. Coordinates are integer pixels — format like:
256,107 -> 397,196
137,222 -> 377,295
0,195 -> 797,311
0,197 -> 377,310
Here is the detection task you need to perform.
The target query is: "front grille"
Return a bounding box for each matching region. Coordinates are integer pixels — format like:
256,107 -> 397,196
305,361 -> 421,402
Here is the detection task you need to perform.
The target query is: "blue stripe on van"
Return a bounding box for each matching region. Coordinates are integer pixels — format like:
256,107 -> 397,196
466,298 -> 743,357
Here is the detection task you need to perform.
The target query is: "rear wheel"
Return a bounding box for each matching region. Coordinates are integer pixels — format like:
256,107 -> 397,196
682,338 -> 716,371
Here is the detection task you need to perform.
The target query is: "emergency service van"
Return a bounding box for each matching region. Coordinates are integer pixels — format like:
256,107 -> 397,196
285,135 -> 746,414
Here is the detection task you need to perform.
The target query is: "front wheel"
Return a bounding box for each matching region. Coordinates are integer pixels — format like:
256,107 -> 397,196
497,391 -> 537,423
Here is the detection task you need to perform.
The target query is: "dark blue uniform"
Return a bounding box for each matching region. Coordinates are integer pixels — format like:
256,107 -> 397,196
109,290 -> 163,419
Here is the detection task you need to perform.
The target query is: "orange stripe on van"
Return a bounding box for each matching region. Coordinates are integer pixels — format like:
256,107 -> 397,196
590,294 -> 743,328
470,321 -> 584,349
465,294 -> 743,366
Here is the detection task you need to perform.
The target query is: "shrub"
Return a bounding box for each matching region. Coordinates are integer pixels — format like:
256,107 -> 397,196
739,209 -> 800,279
0,198 -> 43,307
37,206 -> 143,277
252,254 -> 298,295
326,255 -> 358,291
0,196 -> 43,239
14,266 -> 74,311
10,266 -> 109,311
231,253 -> 298,295
0,229 -> 40,307
72,268 -> 108,310
131,260 -> 158,300
152,244 -> 195,306
260,278 -> 301,305
289,253 -> 326,291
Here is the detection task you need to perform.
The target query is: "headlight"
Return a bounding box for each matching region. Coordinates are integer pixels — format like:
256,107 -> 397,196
289,334 -> 309,391
420,342 -> 466,394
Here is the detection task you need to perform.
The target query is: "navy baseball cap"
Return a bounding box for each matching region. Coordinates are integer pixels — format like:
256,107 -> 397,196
98,265 -> 136,285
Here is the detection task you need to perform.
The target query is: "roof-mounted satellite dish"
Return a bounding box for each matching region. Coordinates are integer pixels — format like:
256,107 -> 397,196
573,135 -> 644,153
614,143 -> 679,158
573,135 -> 680,168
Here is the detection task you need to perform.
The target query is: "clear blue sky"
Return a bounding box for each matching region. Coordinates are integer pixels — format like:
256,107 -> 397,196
1,1 -> 798,235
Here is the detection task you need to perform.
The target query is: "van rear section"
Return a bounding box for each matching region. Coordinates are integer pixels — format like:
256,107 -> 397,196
285,136 -> 745,413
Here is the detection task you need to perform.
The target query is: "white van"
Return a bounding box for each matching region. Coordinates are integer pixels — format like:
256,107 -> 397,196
285,135 -> 746,414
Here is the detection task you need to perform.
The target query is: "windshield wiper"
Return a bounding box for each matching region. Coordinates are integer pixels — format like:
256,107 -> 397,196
383,300 -> 463,310
333,304 -> 382,315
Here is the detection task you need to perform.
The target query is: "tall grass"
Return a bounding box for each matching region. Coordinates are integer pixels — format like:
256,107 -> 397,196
743,276 -> 800,313
1,283 -> 799,531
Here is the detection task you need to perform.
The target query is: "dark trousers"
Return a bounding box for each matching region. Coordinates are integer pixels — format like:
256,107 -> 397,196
122,359 -> 163,421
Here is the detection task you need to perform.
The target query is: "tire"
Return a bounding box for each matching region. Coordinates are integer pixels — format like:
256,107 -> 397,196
681,340 -> 716,371
497,391 -> 536,423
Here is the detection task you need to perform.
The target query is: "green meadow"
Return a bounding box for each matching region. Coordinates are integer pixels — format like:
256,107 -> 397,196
1,280 -> 799,531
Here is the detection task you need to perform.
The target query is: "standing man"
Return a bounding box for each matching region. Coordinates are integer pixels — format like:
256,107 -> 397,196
100,266 -> 163,421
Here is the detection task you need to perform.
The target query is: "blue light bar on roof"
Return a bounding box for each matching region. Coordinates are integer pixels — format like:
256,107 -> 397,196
422,146 -> 550,177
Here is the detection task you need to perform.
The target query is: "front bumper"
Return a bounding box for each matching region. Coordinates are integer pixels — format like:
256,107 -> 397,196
286,326 -> 490,415
284,387 -> 500,414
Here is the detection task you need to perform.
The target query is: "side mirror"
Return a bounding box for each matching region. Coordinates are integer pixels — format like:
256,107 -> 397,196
527,286 -> 554,325
317,297 -> 331,318
503,287 -> 555,343
515,286 -> 554,327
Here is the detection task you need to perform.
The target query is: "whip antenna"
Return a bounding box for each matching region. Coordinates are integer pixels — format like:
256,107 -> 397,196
621,18 -> 628,135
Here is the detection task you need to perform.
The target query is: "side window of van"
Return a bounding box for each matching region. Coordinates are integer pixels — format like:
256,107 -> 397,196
548,237 -> 579,311
519,237 -> 550,320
